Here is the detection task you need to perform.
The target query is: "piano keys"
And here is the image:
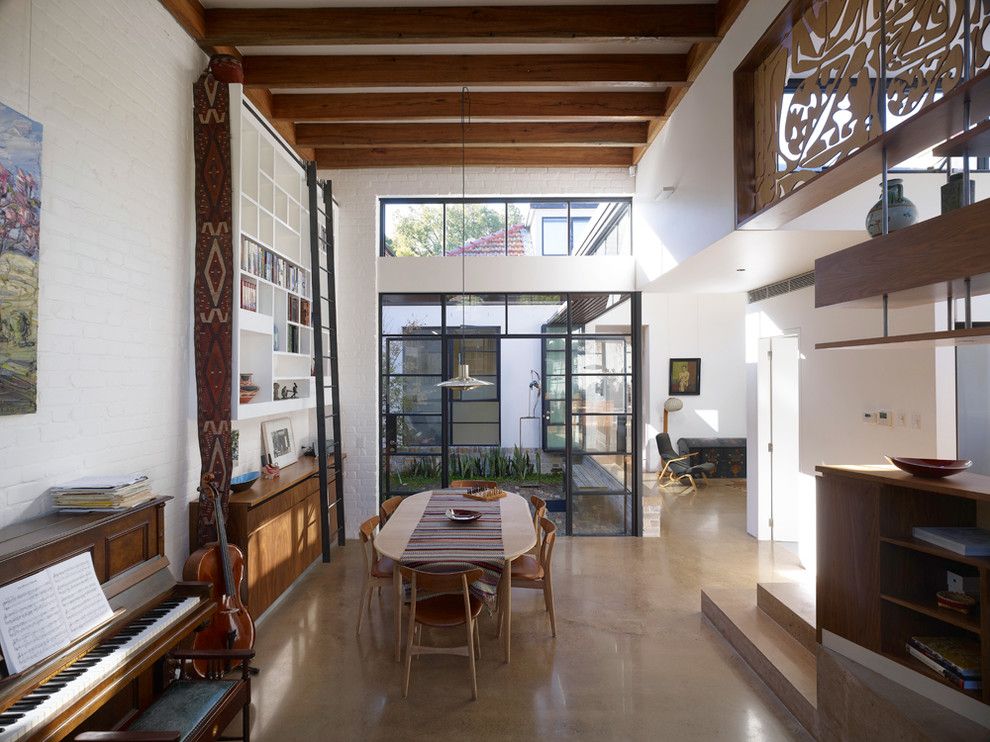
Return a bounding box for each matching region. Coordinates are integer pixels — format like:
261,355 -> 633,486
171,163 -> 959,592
0,498 -> 214,741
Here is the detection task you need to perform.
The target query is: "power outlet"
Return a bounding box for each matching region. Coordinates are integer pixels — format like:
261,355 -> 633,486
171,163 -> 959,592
911,413 -> 922,429
877,410 -> 893,427
863,411 -> 877,424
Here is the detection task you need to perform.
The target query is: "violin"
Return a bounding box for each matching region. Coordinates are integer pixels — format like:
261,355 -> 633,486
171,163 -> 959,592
183,474 -> 255,676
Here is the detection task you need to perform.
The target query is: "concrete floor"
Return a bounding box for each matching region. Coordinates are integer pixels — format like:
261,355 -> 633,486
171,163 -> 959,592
244,480 -> 812,741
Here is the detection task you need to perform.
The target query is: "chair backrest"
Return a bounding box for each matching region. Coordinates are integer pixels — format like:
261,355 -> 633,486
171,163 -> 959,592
358,515 -> 380,572
529,495 -> 547,540
398,565 -> 483,593
450,480 -> 498,490
656,432 -> 678,460
379,496 -> 403,525
537,517 -> 557,573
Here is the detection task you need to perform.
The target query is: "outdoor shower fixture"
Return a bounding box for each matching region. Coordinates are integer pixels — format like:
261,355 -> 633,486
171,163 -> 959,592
519,370 -> 543,450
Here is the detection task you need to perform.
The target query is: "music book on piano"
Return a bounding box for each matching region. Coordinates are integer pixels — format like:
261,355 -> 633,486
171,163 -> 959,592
0,552 -> 113,674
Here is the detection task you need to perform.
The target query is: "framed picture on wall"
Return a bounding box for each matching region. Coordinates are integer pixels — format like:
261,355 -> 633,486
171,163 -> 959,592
262,417 -> 298,468
669,358 -> 701,396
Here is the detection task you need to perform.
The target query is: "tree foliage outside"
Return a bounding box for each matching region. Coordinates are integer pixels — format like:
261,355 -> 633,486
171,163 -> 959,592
385,203 -> 524,256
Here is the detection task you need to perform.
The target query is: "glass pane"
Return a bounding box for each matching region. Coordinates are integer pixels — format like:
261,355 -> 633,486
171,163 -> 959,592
383,338 -> 442,375
572,414 -> 631,453
511,201 -> 565,256
445,294 -> 506,333
544,375 -> 564,400
545,352 -> 566,376
545,425 -> 565,450
391,415 -> 441,448
445,202 -> 507,255
383,202 -> 444,256
386,455 -> 441,494
572,337 -> 630,375
451,401 -> 499,423
451,337 -> 498,374
547,400 -> 566,425
541,216 -> 568,255
570,201 -> 632,256
382,294 -> 442,335
507,294 -> 567,334
570,294 -> 632,334
451,423 -> 500,445
450,378 -> 498,401
572,376 -> 630,414
571,494 -> 629,536
383,376 -> 442,414
571,453 -> 632,494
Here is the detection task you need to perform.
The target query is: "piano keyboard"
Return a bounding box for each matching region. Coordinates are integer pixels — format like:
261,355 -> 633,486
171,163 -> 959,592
0,596 -> 202,741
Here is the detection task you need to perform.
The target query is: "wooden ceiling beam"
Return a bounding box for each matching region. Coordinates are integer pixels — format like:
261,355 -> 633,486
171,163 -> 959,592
315,147 -> 634,169
243,54 -> 688,88
295,122 -> 650,148
274,91 -> 668,121
204,5 -> 718,46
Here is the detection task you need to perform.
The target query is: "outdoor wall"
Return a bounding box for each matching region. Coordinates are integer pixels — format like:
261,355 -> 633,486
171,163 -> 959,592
0,0 -> 205,570
745,287 -> 952,557
321,166 -> 634,536
642,293 -> 748,471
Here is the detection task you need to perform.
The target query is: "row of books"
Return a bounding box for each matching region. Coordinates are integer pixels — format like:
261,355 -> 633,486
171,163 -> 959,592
50,473 -> 156,512
907,636 -> 982,690
241,237 -> 309,296
288,295 -> 311,326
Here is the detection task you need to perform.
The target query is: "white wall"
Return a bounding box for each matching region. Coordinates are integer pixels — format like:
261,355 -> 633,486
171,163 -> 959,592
0,0 -> 205,570
642,293 -> 748,471
745,287 -> 951,545
321,166 -> 634,535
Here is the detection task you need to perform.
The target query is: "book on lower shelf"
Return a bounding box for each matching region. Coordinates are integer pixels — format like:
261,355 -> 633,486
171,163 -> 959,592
907,644 -> 982,690
907,636 -> 982,690
912,526 -> 990,556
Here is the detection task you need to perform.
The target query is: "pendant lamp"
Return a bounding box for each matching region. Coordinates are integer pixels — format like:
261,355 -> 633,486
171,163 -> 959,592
437,88 -> 493,393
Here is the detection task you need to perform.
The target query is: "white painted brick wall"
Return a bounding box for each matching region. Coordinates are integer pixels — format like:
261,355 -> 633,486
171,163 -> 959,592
0,0 -> 206,570
320,167 -> 635,535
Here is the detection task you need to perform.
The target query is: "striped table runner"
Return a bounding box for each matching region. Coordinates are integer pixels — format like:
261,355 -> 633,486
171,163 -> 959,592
400,492 -> 505,604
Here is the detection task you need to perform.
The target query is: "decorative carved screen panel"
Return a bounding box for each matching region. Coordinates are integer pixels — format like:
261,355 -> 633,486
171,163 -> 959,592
738,0 -> 990,223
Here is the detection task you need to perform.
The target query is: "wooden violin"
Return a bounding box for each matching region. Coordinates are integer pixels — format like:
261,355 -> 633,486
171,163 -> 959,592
183,474 -> 256,676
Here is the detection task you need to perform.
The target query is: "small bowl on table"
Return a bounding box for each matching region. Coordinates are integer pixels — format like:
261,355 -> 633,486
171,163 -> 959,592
446,508 -> 482,523
230,471 -> 261,492
886,456 -> 973,479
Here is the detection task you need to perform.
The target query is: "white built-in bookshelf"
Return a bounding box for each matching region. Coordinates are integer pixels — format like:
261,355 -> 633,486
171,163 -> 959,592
230,89 -> 316,421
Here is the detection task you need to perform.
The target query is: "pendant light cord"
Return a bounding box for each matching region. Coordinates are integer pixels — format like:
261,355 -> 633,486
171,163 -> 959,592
459,87 -> 470,364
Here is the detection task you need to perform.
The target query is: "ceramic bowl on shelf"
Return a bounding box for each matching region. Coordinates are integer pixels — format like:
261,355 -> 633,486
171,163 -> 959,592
886,456 -> 973,479
230,471 -> 261,492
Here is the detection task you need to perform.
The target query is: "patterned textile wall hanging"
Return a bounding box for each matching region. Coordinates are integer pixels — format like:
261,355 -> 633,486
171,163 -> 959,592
737,0 -> 990,223
192,57 -> 242,546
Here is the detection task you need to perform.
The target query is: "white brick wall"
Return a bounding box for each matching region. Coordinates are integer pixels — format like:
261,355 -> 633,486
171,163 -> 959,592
0,0 -> 206,570
320,167 -> 634,535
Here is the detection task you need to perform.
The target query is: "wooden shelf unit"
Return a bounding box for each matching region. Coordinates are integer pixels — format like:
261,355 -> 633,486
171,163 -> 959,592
817,466 -> 990,705
933,118 -> 990,158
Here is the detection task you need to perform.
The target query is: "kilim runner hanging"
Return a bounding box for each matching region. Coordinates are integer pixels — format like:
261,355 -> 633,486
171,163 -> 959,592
192,56 -> 242,546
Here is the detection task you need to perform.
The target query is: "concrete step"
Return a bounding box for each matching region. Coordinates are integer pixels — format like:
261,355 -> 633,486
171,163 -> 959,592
702,587 -> 818,737
757,581 -> 817,655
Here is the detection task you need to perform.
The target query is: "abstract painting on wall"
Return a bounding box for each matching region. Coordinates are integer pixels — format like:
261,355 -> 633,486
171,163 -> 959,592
0,102 -> 42,416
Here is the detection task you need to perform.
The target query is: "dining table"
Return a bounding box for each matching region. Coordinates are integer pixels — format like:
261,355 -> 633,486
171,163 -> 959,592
374,489 -> 537,664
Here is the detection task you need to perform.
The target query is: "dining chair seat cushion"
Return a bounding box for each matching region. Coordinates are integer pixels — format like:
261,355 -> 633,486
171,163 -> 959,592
371,556 -> 396,579
510,554 -> 544,581
414,593 -> 483,627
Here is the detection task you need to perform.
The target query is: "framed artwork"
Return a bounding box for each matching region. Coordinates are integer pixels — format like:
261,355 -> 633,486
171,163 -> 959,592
0,102 -> 42,416
262,417 -> 298,468
669,358 -> 701,396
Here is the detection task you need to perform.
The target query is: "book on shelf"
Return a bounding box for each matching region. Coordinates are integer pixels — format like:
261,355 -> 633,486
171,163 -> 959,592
51,474 -> 155,512
908,636 -> 982,678
912,526 -> 990,556
906,645 -> 982,690
240,276 -> 257,312
300,299 -> 311,326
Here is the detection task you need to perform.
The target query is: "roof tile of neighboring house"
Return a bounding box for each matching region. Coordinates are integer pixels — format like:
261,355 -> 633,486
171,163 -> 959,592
447,223 -> 532,256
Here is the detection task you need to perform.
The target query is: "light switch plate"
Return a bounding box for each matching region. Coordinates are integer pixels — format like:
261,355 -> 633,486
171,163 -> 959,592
863,411 -> 877,424
911,413 -> 922,429
896,412 -> 907,427
878,410 -> 892,427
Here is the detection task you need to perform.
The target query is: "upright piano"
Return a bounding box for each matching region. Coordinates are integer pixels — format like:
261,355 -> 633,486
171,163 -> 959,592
0,498 -> 214,741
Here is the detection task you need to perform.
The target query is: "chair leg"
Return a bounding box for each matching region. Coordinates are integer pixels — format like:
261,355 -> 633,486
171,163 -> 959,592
466,617 -> 478,701
242,695 -> 250,742
356,579 -> 370,636
402,617 -> 416,699
474,619 -> 481,660
543,577 -> 557,637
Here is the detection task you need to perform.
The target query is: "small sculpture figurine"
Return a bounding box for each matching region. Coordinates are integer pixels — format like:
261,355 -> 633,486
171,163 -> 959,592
280,386 -> 289,399
273,382 -> 280,398
290,383 -> 299,399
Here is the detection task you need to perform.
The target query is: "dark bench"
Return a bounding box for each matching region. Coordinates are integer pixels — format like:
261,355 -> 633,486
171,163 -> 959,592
76,649 -> 254,742
676,438 -> 746,478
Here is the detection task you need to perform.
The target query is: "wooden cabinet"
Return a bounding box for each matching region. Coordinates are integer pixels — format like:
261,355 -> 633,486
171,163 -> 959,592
818,465 -> 990,705
190,457 -> 338,618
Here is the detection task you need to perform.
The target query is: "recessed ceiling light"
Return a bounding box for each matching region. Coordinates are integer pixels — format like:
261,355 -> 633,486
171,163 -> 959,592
736,268 -> 746,272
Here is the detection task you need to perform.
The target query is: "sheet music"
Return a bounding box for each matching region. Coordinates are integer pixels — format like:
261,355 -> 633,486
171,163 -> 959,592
0,553 -> 112,673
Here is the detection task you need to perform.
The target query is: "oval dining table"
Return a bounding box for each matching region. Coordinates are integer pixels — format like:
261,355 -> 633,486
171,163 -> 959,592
374,489 -> 537,664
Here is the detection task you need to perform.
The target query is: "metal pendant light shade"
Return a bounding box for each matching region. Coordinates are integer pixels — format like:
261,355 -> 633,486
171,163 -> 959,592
437,87 -> 493,393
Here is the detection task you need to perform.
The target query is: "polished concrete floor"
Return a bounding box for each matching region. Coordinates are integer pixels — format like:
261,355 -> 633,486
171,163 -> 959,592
245,480 -> 812,741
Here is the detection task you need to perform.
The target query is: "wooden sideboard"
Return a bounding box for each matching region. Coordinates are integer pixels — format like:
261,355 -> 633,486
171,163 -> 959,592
817,465 -> 990,706
190,457 -> 339,618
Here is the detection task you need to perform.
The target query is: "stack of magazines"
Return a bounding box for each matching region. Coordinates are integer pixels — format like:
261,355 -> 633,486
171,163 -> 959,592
907,636 -> 982,690
51,474 -> 154,512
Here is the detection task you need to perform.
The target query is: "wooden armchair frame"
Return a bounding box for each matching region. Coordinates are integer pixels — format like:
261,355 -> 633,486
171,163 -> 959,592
658,451 -> 708,493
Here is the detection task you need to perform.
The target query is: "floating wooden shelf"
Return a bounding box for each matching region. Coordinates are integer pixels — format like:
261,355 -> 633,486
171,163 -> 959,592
933,118 -> 990,158
885,651 -> 983,701
814,197 -> 990,309
738,67 -> 990,230
880,594 -> 982,634
816,326 -> 990,351
880,535 -> 990,569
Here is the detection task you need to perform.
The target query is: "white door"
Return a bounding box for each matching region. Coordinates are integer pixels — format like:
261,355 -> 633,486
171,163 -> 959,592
769,335 -> 800,542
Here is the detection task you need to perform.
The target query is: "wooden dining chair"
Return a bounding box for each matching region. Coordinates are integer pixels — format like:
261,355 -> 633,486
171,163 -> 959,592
356,515 -> 395,636
450,480 -> 498,490
528,495 -> 547,554
379,496 -> 403,526
507,517 -> 557,637
399,566 -> 484,701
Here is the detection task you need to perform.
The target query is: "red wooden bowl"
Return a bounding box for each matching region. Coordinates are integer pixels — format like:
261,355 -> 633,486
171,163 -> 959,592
886,456 -> 973,479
